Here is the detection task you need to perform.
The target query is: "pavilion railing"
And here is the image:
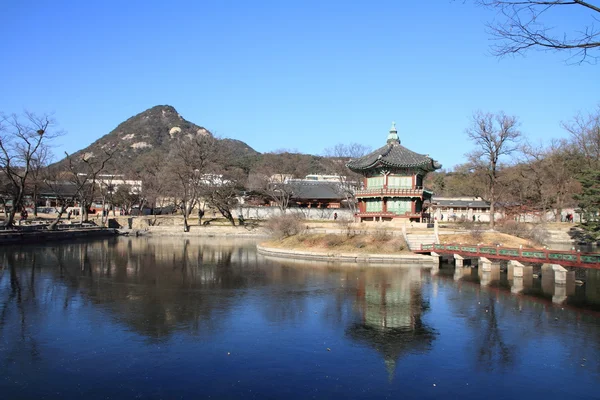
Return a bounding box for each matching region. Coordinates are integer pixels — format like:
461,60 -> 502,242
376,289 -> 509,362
355,187 -> 425,196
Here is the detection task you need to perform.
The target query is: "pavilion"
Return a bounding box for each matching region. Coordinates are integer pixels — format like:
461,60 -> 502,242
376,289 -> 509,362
346,122 -> 441,222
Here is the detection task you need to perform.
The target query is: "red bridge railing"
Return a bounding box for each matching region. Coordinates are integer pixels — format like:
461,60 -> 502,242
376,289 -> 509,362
418,243 -> 600,269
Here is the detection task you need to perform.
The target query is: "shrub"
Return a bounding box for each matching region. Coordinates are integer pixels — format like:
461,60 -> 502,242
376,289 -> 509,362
336,217 -> 356,238
266,214 -> 305,239
395,241 -> 406,252
325,234 -> 344,247
373,227 -> 390,242
528,224 -> 549,246
496,219 -> 549,246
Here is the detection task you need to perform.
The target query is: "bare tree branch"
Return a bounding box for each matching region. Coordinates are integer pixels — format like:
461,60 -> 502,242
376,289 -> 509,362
0,111 -> 62,227
474,0 -> 600,62
466,111 -> 522,228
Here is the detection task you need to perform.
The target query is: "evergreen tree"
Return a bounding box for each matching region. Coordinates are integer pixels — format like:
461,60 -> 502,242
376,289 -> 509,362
574,169 -> 600,240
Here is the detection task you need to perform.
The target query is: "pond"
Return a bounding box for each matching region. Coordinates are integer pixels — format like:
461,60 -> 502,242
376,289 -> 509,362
1,237 -> 599,399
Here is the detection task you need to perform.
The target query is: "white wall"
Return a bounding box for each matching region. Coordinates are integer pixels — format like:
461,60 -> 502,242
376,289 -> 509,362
236,206 -> 354,221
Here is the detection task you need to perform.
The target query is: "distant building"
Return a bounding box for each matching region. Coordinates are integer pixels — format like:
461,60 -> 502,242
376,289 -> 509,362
286,180 -> 345,209
428,197 -> 491,222
92,174 -> 142,194
304,174 -> 345,182
347,122 -> 441,222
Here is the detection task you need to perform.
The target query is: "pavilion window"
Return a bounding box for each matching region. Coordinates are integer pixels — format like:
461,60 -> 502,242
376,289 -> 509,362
387,199 -> 412,214
367,176 -> 384,189
365,199 -> 383,212
387,176 -> 412,189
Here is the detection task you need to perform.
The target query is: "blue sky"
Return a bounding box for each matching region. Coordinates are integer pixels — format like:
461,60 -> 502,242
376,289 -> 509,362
1,1 -> 598,169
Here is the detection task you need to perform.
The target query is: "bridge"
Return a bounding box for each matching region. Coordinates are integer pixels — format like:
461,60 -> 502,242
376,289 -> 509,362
415,243 -> 600,270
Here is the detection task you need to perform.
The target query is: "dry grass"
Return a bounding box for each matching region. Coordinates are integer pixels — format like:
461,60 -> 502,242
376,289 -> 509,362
263,233 -> 410,254
439,232 -> 532,247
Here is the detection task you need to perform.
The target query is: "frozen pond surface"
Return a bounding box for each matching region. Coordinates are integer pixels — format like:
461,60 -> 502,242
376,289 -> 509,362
1,237 -> 599,399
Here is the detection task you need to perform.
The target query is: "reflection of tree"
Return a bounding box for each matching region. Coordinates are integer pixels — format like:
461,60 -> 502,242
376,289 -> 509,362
0,249 -> 46,368
346,268 -> 435,381
473,299 -> 514,370
1,238 -> 269,344
446,279 -> 518,372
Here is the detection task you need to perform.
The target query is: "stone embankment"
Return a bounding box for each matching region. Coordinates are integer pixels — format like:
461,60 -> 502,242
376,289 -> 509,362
138,225 -> 270,237
0,227 -> 117,245
256,244 -> 436,266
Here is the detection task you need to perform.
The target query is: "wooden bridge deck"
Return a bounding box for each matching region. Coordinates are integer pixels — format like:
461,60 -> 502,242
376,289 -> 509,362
415,243 -> 600,269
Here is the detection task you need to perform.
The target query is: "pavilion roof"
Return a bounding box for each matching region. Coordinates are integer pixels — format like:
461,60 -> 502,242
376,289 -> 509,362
346,122 -> 441,173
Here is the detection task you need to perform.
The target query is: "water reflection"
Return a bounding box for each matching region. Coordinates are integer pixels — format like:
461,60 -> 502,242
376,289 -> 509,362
1,238 -> 600,399
346,268 -> 435,380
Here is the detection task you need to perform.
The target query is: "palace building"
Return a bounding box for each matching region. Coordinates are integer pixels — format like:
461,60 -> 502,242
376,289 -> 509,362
346,122 -> 441,222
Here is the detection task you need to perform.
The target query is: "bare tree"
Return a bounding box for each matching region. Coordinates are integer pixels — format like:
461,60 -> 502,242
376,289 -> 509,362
475,0 -> 600,62
247,151 -> 314,213
561,105 -> 600,169
97,172 -> 118,226
324,143 -> 371,213
466,111 -> 522,228
0,112 -> 61,227
518,140 -> 580,221
71,150 -> 114,223
200,170 -> 244,226
166,132 -> 217,232
112,184 -> 139,215
41,167 -> 83,230
28,145 -> 52,218
132,151 -> 169,212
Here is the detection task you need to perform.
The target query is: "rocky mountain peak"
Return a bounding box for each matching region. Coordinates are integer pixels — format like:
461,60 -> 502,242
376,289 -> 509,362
54,105 -> 256,174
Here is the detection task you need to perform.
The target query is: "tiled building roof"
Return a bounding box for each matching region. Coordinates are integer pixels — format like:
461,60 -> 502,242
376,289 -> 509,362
286,181 -> 344,200
346,123 -> 441,173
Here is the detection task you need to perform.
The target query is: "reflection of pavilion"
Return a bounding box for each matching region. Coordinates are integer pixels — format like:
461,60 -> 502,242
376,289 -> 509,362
346,268 -> 435,380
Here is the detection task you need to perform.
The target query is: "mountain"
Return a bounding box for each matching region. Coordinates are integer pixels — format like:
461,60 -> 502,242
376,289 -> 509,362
55,105 -> 259,173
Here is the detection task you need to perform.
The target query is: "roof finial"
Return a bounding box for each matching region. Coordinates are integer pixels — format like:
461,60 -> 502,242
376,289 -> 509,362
387,121 -> 399,144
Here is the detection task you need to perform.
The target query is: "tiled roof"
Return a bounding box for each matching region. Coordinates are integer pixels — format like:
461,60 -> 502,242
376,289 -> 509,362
346,142 -> 441,172
286,181 -> 344,200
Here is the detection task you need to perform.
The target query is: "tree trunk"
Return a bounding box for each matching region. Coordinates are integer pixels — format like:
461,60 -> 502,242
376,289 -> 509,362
489,184 -> 495,230
101,197 -> 106,227
183,213 -> 190,232
48,203 -> 68,231
33,185 -> 38,217
5,207 -> 17,227
4,190 -> 25,227
182,200 -> 190,232
82,201 -> 89,223
219,208 -> 235,226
